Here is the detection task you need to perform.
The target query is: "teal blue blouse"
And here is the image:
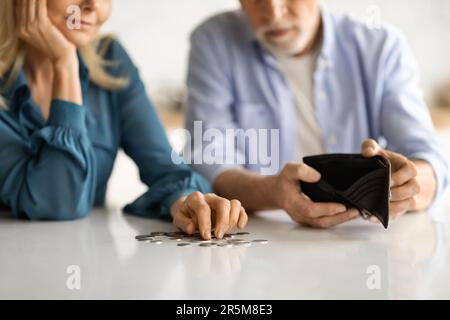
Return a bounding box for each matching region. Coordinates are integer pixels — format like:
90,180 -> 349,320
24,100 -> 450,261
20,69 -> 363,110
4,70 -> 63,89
0,40 -> 211,221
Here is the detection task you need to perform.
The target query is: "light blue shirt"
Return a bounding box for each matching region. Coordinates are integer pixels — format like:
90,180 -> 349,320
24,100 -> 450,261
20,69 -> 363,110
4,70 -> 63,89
185,8 -> 448,209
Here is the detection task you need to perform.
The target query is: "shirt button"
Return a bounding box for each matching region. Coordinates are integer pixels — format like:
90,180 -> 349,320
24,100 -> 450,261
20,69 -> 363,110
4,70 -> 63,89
318,58 -> 326,68
328,136 -> 337,146
319,58 -> 333,69
318,92 -> 327,101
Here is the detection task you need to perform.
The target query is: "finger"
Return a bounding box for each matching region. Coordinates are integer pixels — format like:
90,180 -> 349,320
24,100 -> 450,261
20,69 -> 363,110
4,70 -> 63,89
173,212 -> 196,235
287,163 -> 321,183
369,216 -> 381,224
391,160 -> 418,187
237,207 -> 248,229
293,197 -> 347,219
390,197 -> 417,220
361,139 -> 386,158
37,0 -> 47,23
186,192 -> 212,240
189,210 -> 199,227
227,200 -> 242,233
308,201 -> 348,218
310,209 -> 360,229
28,0 -> 36,24
204,194 -> 230,239
361,139 -> 416,188
390,178 -> 421,202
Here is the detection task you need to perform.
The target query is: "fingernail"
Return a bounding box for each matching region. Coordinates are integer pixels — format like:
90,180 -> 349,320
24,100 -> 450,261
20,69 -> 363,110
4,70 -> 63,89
370,217 -> 379,224
187,223 -> 194,234
202,231 -> 211,240
336,206 -> 347,214
312,171 -> 321,180
363,146 -> 371,153
351,211 -> 360,218
216,230 -> 224,239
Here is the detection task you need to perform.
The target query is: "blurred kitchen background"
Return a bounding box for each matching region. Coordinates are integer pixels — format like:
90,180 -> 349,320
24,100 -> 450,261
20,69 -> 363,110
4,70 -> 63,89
101,0 -> 450,208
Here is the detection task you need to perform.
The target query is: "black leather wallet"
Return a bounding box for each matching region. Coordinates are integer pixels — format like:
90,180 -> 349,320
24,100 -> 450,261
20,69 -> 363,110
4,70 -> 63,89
300,154 -> 391,228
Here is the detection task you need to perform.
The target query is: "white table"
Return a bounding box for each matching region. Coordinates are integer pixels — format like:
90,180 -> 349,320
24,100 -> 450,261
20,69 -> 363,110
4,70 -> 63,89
1,204 -> 449,300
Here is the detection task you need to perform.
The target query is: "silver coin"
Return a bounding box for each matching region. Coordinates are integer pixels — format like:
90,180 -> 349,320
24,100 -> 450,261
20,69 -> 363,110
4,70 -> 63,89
252,239 -> 269,245
135,234 -> 154,240
177,243 -> 192,247
150,232 -> 167,237
234,241 -> 252,247
150,240 -> 163,245
189,238 -> 212,243
199,243 -> 217,247
228,239 -> 246,243
135,236 -> 155,241
217,243 -> 234,248
235,232 -> 250,236
188,239 -> 203,243
166,232 -> 185,238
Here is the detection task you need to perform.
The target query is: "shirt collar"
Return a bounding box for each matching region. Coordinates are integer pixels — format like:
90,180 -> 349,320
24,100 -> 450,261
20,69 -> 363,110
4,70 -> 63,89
319,5 -> 336,61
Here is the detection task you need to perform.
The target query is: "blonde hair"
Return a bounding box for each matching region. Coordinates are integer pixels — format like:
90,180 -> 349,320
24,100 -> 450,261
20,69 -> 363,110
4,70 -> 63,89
0,0 -> 128,108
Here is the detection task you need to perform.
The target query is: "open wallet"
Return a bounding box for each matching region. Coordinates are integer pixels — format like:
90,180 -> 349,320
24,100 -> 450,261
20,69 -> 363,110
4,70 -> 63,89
300,154 -> 391,228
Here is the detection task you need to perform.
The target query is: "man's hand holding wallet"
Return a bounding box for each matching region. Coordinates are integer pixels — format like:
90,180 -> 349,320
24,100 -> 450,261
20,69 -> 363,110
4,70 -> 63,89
300,152 -> 391,228
274,139 -> 423,229
359,139 -> 423,222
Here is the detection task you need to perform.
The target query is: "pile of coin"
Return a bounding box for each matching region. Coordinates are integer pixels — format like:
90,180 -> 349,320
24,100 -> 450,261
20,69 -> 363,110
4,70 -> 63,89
135,231 -> 269,248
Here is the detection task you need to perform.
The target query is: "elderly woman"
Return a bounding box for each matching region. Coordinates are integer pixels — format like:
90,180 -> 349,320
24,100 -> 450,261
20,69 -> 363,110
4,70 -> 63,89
0,0 -> 247,240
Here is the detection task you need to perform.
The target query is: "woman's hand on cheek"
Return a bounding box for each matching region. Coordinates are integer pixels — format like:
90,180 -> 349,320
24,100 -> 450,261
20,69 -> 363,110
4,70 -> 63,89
171,192 -> 248,240
16,0 -> 76,65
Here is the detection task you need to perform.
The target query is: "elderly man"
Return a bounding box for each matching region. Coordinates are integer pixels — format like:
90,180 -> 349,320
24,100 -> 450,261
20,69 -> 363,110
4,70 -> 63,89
185,0 -> 448,228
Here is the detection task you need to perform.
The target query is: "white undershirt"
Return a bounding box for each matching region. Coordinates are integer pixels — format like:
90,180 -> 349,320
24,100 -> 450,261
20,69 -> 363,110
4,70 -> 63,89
274,49 -> 325,159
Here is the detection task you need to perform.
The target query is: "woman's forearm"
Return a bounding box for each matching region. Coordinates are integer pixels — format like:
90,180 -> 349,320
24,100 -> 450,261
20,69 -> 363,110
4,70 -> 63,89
52,57 -> 82,105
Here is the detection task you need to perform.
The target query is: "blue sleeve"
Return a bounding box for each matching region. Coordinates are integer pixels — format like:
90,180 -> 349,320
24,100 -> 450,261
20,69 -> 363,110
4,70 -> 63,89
379,33 -> 449,210
106,41 -> 212,220
0,100 -> 96,220
185,26 -> 246,183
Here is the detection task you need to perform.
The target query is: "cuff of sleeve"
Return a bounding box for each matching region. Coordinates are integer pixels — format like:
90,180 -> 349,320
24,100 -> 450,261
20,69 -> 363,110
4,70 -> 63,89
409,152 -> 449,211
161,188 -> 199,218
47,99 -> 86,133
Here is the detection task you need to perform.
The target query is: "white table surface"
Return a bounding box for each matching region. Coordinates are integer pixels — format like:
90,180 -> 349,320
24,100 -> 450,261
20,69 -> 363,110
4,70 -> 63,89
1,203 -> 449,300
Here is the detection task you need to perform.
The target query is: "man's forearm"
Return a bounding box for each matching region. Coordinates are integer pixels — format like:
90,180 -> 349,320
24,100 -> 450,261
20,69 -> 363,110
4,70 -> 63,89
413,160 -> 437,211
214,169 -> 278,212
